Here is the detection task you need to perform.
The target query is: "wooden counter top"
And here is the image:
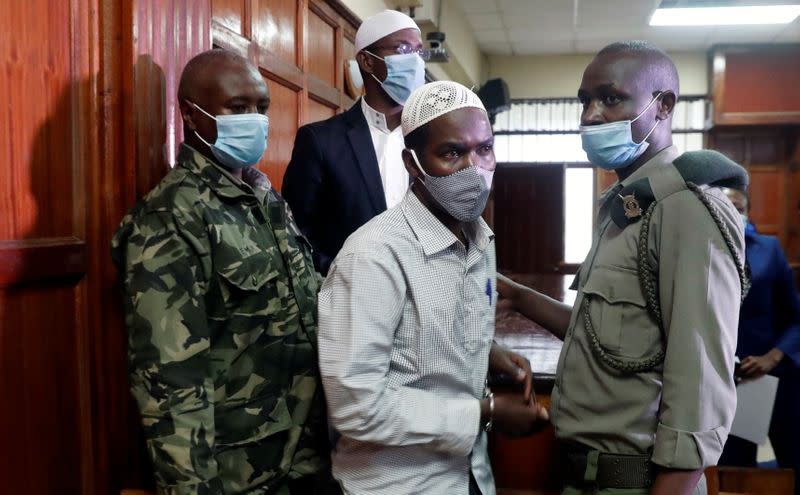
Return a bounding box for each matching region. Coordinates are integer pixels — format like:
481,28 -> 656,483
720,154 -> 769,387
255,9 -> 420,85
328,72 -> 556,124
493,273 -> 574,393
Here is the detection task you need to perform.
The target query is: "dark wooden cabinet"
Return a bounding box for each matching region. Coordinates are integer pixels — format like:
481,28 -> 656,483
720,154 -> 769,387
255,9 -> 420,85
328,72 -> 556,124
710,44 -> 800,126
708,44 -> 800,281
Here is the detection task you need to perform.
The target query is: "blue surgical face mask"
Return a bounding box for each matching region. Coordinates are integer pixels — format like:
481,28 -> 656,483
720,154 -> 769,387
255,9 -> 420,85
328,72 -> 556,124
365,52 -> 425,105
579,93 -> 663,170
192,103 -> 269,169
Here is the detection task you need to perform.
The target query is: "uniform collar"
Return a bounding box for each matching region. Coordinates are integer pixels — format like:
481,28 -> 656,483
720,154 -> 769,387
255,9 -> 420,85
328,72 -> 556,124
598,145 -> 680,206
176,143 -> 271,203
361,98 -> 393,134
621,145 -> 680,188
401,190 -> 494,256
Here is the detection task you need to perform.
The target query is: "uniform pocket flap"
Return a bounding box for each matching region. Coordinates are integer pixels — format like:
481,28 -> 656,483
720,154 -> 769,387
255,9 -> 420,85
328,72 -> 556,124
582,265 -> 646,307
217,252 -> 279,292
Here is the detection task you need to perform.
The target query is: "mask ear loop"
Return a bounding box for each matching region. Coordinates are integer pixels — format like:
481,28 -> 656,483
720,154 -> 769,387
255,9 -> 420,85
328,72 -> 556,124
408,149 -> 430,181
630,92 -> 664,123
191,102 -> 218,121
631,92 -> 664,144
361,50 -> 389,87
189,102 -> 217,147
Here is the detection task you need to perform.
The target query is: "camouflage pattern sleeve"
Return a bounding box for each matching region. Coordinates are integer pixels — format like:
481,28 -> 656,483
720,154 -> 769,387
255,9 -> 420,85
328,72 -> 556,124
118,210 -> 223,495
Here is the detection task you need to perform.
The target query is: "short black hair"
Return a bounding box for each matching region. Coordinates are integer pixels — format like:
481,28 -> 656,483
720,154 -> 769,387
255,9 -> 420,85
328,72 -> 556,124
596,40 -> 680,96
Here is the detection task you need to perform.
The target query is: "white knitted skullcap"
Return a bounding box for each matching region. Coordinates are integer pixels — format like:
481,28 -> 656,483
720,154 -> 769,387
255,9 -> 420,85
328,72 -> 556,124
355,10 -> 419,53
401,81 -> 487,136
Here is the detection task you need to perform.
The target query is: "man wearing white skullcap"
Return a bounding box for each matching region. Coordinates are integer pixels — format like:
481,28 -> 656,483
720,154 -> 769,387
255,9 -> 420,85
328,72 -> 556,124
282,10 -> 428,275
318,81 -> 548,495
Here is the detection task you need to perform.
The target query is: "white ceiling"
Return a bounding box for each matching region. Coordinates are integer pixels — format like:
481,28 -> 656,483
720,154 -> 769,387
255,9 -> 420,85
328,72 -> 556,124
457,0 -> 800,55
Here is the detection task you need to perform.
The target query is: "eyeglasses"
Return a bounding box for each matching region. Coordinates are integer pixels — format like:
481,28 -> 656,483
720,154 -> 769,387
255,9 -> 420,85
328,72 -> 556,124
370,43 -> 431,61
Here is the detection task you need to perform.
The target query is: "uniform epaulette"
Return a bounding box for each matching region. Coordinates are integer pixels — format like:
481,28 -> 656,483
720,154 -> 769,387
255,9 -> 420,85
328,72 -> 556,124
610,150 -> 749,230
673,150 -> 749,191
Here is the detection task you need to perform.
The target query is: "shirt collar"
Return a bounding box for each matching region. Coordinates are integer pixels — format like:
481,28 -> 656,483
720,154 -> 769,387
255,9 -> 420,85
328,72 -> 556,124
401,190 -> 495,257
176,143 -> 271,203
361,98 -> 392,134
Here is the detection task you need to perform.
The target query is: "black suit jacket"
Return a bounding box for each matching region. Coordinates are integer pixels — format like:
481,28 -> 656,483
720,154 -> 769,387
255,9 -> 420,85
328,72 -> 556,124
282,100 -> 388,275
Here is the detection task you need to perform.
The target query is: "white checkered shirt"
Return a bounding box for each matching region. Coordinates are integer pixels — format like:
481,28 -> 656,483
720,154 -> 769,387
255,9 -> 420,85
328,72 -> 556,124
318,190 -> 497,495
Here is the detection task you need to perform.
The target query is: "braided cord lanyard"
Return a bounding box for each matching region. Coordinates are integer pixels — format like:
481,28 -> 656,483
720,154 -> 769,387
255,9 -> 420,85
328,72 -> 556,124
582,182 -> 750,373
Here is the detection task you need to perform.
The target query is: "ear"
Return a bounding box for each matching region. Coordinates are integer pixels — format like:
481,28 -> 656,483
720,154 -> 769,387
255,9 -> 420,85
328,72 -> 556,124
656,91 -> 677,120
356,51 -> 376,76
402,148 -> 422,180
179,99 -> 198,131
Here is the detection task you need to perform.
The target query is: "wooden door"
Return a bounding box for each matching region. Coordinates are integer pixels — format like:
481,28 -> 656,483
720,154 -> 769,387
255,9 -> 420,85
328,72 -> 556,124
494,164 -> 565,274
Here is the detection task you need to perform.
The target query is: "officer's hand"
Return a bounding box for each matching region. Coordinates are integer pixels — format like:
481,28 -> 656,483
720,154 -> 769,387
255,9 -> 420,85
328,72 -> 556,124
738,349 -> 784,379
496,273 -> 520,312
490,392 -> 549,437
489,344 -> 533,403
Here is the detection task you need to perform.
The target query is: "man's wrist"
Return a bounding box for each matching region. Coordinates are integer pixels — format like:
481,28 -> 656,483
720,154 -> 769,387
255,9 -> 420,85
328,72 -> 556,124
767,348 -> 785,365
483,392 -> 495,432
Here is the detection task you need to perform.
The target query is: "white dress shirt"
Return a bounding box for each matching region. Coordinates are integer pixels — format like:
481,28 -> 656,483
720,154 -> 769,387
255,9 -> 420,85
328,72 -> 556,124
318,190 -> 497,495
361,98 -> 409,209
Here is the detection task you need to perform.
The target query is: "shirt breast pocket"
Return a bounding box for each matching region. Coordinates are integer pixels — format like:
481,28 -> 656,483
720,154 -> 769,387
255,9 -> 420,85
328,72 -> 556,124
582,265 -> 662,359
212,226 -> 282,327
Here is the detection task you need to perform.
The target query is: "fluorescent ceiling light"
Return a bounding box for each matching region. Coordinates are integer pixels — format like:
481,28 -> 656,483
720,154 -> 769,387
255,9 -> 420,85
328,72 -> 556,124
650,5 -> 800,25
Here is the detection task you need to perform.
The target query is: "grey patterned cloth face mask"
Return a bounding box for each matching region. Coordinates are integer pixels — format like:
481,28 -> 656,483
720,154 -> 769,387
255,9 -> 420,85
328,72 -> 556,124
409,148 -> 493,222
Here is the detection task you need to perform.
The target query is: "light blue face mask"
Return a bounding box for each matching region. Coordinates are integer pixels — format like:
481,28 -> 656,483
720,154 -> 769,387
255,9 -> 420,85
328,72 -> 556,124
192,103 -> 269,169
579,93 -> 663,170
366,52 -> 425,105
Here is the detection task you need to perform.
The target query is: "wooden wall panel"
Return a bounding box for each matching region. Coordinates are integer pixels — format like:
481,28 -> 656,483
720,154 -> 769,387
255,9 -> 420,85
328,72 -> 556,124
748,166 -> 784,237
0,1 -> 75,240
262,80 -> 300,190
213,0 -> 246,35
711,45 -> 800,125
494,164 -> 564,274
252,0 -> 297,65
790,133 -> 800,274
307,96 -> 336,124
709,126 -> 800,265
131,0 -> 213,196
308,7 -> 336,86
3,1 -> 361,494
343,33 -> 356,62
214,0 -> 362,189
724,50 -> 800,114
0,0 -> 96,493
0,286 -> 85,494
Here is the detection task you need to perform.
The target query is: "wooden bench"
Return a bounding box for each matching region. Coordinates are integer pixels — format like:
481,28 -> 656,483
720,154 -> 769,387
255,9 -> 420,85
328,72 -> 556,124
706,465 -> 795,495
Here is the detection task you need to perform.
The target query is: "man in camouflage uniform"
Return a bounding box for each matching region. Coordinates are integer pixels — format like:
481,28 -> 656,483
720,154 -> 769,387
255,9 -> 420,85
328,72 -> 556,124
111,49 -> 332,495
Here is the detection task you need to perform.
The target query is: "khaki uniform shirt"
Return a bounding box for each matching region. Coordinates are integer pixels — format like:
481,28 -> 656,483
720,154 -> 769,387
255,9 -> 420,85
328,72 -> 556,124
551,145 -> 744,470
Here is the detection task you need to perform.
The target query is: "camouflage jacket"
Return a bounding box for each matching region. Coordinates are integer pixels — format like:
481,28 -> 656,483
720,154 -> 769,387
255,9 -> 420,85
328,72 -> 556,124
111,144 -> 328,495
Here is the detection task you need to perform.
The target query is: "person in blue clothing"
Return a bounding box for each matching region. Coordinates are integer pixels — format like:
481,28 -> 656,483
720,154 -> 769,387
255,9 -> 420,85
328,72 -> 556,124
719,187 -> 800,495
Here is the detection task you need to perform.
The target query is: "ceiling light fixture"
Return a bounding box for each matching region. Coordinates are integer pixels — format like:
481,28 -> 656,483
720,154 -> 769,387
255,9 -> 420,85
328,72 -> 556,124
650,4 -> 800,25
